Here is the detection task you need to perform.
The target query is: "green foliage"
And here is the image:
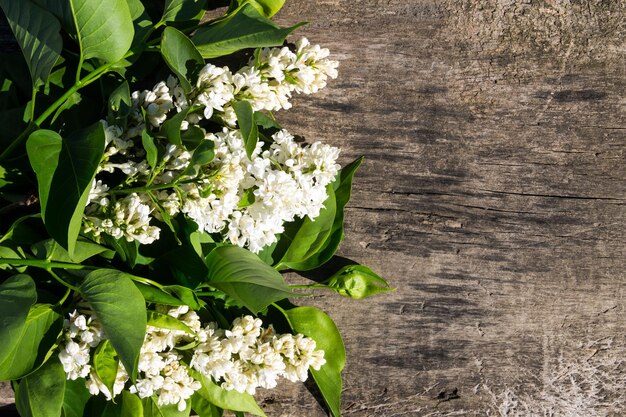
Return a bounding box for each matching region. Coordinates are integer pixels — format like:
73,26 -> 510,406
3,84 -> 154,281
26,124 -> 105,255
233,100 -> 258,159
69,0 -> 134,64
284,306 -> 345,417
161,27 -> 204,93
147,310 -> 195,334
93,340 -> 120,396
192,4 -> 305,58
230,0 -> 286,17
325,264 -> 394,299
190,370 -> 266,417
0,0 -> 62,87
0,303 -> 62,380
162,0 -> 207,23
204,245 -> 294,314
275,185 -> 336,270
79,269 -> 147,382
0,274 -> 37,367
15,359 -> 66,417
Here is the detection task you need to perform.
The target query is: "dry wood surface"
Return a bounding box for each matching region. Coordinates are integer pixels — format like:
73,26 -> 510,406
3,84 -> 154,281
2,1 -> 625,416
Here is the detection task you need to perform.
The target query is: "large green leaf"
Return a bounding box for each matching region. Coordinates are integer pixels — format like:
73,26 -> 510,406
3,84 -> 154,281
0,303 -> 63,380
232,100 -> 258,159
27,124 -> 105,255
62,378 -> 92,417
162,0 -> 207,23
204,245 -> 294,314
121,391 -> 144,417
275,185 -> 336,271
312,157 -> 363,266
161,27 -> 204,94
192,4 -> 305,59
69,0 -> 134,63
79,269 -> 147,382
0,0 -> 63,87
284,307 -> 345,417
15,359 -> 66,417
0,274 -> 37,366
190,370 -> 266,417
279,157 -> 363,270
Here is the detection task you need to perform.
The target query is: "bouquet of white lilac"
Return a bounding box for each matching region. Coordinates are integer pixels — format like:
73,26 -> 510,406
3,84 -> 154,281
0,1 -> 393,416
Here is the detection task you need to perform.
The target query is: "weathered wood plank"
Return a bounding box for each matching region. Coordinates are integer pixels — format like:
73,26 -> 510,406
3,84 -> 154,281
257,1 -> 625,416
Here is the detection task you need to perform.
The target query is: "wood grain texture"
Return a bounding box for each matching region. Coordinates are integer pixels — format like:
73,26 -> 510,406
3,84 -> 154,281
257,1 -> 625,416
2,1 -> 625,416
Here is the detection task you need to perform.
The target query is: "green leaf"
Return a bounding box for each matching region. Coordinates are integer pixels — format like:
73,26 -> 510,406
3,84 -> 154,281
15,359 -> 66,417
27,124 -> 105,255
0,0 -> 62,87
126,0 -> 153,45
121,391 -> 144,417
142,130 -> 159,170
147,310 -> 195,335
190,370 -> 266,417
192,4 -> 305,59
160,108 -> 191,146
0,214 -> 44,245
143,395 -> 191,417
275,185 -> 336,271
190,394 -> 223,417
313,157 -> 363,266
79,269 -> 147,382
31,238 -> 112,263
204,245 -> 294,314
62,378 -> 92,417
161,27 -> 204,94
134,283 -> 200,309
162,0 -> 207,22
230,0 -> 285,17
278,157 -> 363,270
190,140 -> 215,166
69,0 -> 135,63
324,265 -> 394,299
237,188 -> 255,209
284,307 -> 345,417
0,303 -> 63,380
109,80 -> 132,120
254,111 -> 280,130
0,274 -> 37,366
233,100 -> 258,159
93,340 -> 119,396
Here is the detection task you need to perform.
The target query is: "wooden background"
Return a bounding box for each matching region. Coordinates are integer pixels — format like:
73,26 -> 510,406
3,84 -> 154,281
2,1 -> 625,416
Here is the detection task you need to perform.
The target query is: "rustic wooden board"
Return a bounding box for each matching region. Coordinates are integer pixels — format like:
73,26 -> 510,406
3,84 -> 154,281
2,1 -> 625,416
256,1 -> 626,416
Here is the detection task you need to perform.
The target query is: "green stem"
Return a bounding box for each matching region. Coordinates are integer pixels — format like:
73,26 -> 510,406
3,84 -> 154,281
110,182 -> 180,195
56,287 -> 72,306
46,269 -> 80,292
30,88 -> 37,123
0,258 -> 90,270
129,275 -> 166,290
